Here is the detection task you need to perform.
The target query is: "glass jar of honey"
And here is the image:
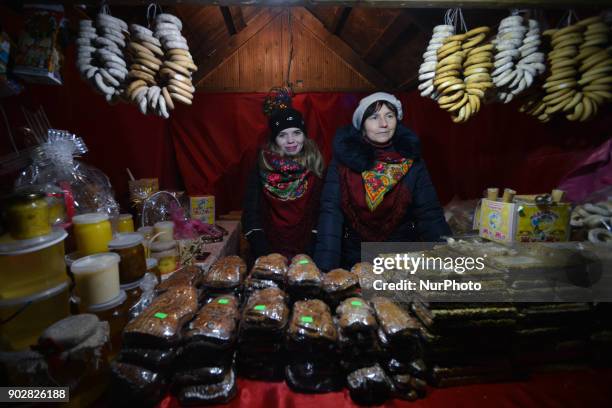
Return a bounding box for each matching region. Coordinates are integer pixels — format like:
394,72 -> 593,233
86,290 -> 128,359
120,278 -> 143,311
108,233 -> 146,284
72,213 -> 113,256
117,214 -> 135,233
5,192 -> 51,240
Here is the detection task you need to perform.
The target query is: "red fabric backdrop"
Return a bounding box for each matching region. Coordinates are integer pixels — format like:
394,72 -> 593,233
1,14 -> 611,213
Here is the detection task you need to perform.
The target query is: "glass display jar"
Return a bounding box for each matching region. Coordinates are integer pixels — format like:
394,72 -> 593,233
5,192 -> 51,240
117,213 -> 135,233
86,290 -> 128,359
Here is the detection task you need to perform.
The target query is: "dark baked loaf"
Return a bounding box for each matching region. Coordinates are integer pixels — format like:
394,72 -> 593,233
177,369 -> 238,406
251,253 -> 288,283
118,348 -> 176,371
156,266 -> 202,294
371,297 -> 419,344
346,364 -> 393,405
123,286 -> 198,349
241,287 -> 289,332
336,297 -> 378,334
323,269 -> 359,294
203,256 -> 247,289
351,262 -> 375,291
184,295 -> 239,349
287,299 -> 337,345
287,255 -> 322,287
172,364 -> 229,386
110,361 -> 165,406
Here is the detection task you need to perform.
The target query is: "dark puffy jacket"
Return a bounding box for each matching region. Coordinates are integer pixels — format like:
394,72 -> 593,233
313,124 -> 451,271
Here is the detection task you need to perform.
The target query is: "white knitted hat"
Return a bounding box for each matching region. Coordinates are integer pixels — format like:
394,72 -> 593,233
352,92 -> 403,130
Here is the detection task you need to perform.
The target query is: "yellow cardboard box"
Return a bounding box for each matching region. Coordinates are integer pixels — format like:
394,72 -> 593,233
190,195 -> 215,224
477,196 -> 570,243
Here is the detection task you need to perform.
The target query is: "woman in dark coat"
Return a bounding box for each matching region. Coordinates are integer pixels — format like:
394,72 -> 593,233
314,92 -> 451,271
242,108 -> 325,260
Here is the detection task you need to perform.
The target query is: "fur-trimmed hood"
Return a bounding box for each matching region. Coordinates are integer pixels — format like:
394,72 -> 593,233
333,124 -> 422,172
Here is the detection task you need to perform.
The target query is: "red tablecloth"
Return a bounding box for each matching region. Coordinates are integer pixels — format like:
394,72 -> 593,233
158,368 -> 612,408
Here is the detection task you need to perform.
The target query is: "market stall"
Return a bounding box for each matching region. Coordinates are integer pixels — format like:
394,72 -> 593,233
0,1 -> 611,407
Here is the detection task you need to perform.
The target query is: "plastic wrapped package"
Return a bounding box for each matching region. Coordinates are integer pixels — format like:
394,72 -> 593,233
287,255 -> 322,299
110,361 -> 165,407
322,269 -> 360,306
202,256 -> 247,290
128,273 -> 159,320
184,295 -> 240,350
177,369 -> 238,406
251,253 -> 288,284
240,288 -> 289,332
351,262 -> 376,292
346,364 -> 393,405
123,286 -> 198,349
287,300 -> 337,350
172,364 -> 230,387
118,348 -> 176,372
371,297 -> 419,346
390,374 -> 419,400
336,297 -> 378,334
156,266 -> 202,294
244,276 -> 279,299
17,137 -> 119,218
285,360 -> 344,393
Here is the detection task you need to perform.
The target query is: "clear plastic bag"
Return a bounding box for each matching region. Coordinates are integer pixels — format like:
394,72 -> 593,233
251,253 -> 288,283
184,295 -> 239,349
336,297 -> 378,334
203,256 -> 247,289
287,254 -> 322,287
287,299 -> 337,345
16,135 -> 119,219
241,287 -> 289,332
370,297 -> 419,344
128,273 -> 159,320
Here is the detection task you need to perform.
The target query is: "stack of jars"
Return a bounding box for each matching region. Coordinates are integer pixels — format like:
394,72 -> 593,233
0,192 -> 70,351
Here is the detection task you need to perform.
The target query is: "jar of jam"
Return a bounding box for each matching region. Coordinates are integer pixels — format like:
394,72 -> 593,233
108,233 -> 147,284
5,192 -> 51,240
116,213 -> 135,233
86,290 -> 128,359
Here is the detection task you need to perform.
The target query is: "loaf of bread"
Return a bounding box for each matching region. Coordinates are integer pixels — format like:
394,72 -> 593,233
251,253 -> 288,283
123,285 -> 198,348
156,266 -> 203,293
241,287 -> 289,332
184,295 -> 239,349
336,297 -> 378,334
202,255 -> 247,289
371,297 -> 419,344
287,299 -> 337,344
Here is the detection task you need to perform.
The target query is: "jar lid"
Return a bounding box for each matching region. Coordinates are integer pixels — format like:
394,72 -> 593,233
0,228 -> 68,256
71,252 -> 120,274
151,248 -> 178,259
72,213 -> 109,225
120,276 -> 144,291
86,290 -> 126,312
108,233 -> 144,249
138,226 -> 154,233
0,280 -> 69,308
150,240 -> 176,252
6,191 -> 46,204
154,221 -> 174,228
119,213 -> 133,220
65,251 -> 82,267
146,258 -> 158,269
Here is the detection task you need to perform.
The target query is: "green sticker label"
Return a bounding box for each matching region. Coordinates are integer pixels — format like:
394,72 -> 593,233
154,312 -> 168,319
298,259 -> 309,265
351,300 -> 363,307
254,304 -> 266,311
301,316 -> 313,323
218,299 -> 229,304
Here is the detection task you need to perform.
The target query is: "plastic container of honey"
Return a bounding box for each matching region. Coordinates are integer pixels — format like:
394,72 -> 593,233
86,290 -> 128,358
0,280 -> 70,351
117,213 -> 135,233
71,253 -> 120,307
150,240 -> 178,276
72,213 -> 113,256
108,233 -> 146,284
0,228 -> 68,301
154,221 -> 174,242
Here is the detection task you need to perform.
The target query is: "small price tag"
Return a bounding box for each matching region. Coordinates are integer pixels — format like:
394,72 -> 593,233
297,259 -> 309,265
154,312 -> 168,319
350,300 -> 363,307
254,304 -> 266,311
300,316 -> 314,323
218,299 -> 229,305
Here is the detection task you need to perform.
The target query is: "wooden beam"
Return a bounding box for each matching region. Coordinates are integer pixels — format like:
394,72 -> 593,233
220,6 -> 237,35
291,7 -> 392,89
362,10 -> 416,66
230,6 -> 246,32
331,7 -> 352,36
67,1 -> 612,9
194,7 -> 284,87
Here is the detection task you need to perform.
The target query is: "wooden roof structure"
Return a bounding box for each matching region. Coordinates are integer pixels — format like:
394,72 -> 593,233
59,1 -> 612,92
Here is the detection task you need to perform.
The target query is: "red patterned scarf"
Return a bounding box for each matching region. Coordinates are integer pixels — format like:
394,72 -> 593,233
340,151 -> 413,241
260,150 -> 309,200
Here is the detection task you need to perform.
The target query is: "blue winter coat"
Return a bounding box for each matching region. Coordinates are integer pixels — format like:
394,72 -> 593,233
313,124 -> 451,271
